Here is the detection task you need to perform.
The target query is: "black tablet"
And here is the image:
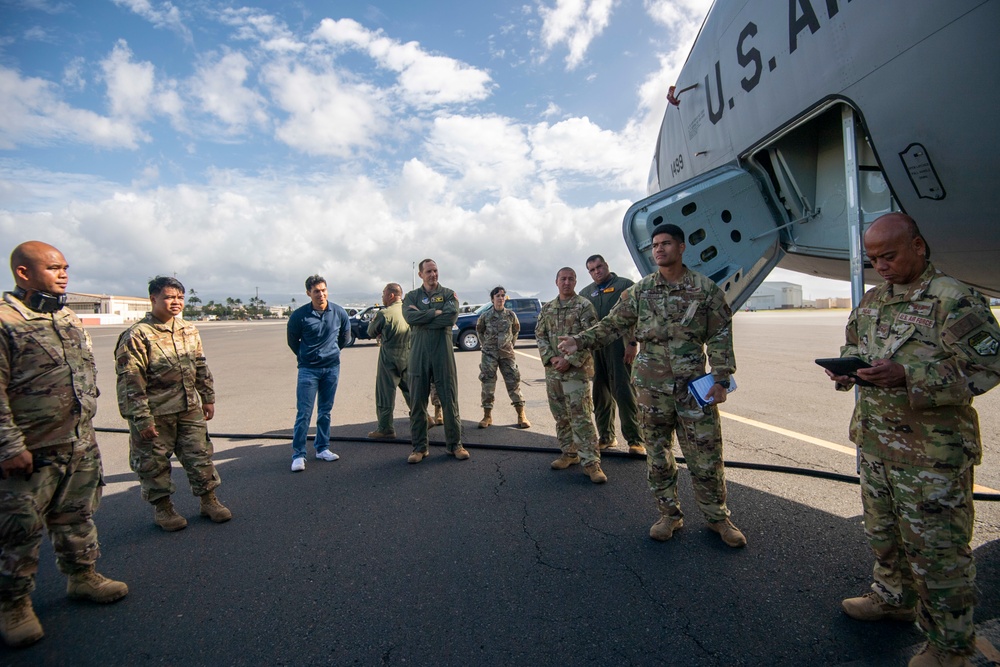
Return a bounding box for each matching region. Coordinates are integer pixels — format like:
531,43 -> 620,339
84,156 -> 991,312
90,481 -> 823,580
815,356 -> 874,387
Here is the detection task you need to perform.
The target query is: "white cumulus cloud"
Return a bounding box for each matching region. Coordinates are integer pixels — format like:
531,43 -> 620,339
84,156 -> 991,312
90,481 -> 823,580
112,0 -> 192,43
312,18 -> 494,108
191,51 -> 268,134
538,0 -> 618,70
262,61 -> 385,158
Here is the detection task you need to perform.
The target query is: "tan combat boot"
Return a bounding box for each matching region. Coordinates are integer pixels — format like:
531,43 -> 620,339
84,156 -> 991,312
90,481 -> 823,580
707,518 -> 747,548
427,412 -> 437,429
584,462 -> 607,484
598,437 -> 617,450
627,443 -> 646,456
908,643 -> 974,667
841,591 -> 916,622
448,446 -> 471,460
478,408 -> 492,429
199,490 -> 233,523
434,404 -> 444,425
0,597 -> 44,648
153,497 -> 187,532
515,404 -> 531,429
367,429 -> 396,440
649,513 -> 684,542
407,450 -> 428,464
550,453 -> 580,470
66,567 -> 129,603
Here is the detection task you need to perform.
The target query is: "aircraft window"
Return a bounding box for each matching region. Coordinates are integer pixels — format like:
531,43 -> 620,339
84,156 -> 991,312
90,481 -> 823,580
682,202 -> 697,216
688,228 -> 706,245
735,272 -> 741,282
731,230 -> 742,243
721,210 -> 732,223
651,215 -> 663,226
700,246 -> 718,262
724,282 -> 731,291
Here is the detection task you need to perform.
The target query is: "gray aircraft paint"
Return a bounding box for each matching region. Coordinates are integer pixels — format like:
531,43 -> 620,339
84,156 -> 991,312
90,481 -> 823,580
625,0 -> 999,308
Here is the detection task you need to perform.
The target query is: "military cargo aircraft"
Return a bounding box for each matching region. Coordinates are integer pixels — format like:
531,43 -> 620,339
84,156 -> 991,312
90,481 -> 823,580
623,0 -> 999,308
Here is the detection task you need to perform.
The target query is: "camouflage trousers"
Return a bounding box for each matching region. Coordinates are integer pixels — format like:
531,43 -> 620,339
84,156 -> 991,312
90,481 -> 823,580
128,407 -> 221,504
545,373 -> 599,466
479,352 -> 524,409
859,451 -> 976,653
637,386 -> 730,522
592,344 -> 642,446
0,436 -> 104,601
375,354 -> 411,432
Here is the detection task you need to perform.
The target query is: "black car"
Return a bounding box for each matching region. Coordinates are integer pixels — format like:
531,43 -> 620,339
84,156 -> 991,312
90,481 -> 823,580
451,298 -> 542,351
344,304 -> 384,347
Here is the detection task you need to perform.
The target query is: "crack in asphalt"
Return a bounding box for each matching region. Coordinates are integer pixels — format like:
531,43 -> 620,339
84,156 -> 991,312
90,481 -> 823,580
521,498 -> 571,571
574,509 -> 721,665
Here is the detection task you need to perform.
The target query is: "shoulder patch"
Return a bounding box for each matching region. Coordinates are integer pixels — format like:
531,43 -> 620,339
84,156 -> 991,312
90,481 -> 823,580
968,331 -> 999,356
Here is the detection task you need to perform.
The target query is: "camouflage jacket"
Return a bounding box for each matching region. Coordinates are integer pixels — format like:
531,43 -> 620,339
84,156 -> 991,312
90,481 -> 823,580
536,294 -> 598,380
115,313 -> 215,431
574,268 -> 735,392
476,307 -> 520,359
368,301 -> 410,365
0,293 -> 98,461
840,262 -> 1000,468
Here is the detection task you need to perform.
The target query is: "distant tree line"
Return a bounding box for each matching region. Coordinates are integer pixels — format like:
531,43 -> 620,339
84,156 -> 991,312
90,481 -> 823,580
182,289 -> 288,319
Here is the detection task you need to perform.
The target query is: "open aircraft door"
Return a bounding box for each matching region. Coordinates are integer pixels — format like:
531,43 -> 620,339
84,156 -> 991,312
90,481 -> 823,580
622,164 -> 786,310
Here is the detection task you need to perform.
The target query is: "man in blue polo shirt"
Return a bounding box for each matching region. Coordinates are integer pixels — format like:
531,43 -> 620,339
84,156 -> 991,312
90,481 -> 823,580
286,274 -> 351,472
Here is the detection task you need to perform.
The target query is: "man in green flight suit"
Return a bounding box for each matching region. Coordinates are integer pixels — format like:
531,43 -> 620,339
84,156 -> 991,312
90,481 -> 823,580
402,259 -> 469,463
829,213 -> 1000,667
367,283 -> 410,439
580,255 -> 645,456
559,223 -> 746,548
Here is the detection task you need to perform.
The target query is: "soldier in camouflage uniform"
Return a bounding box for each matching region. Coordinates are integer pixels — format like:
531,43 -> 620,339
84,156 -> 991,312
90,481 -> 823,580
403,259 -> 468,463
559,224 -> 746,547
116,276 -> 231,532
476,286 -> 530,430
0,241 -> 127,649
829,214 -> 1000,667
367,283 -> 411,439
581,255 -> 644,455
536,268 -> 606,483
428,383 -> 444,429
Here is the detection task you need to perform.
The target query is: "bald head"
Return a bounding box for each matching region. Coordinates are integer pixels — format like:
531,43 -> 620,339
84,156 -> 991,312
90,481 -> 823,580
864,213 -> 928,285
10,241 -> 69,295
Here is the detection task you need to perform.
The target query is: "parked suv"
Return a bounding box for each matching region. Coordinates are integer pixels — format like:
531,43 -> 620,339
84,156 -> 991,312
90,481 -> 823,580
344,304 -> 384,347
451,298 -> 542,352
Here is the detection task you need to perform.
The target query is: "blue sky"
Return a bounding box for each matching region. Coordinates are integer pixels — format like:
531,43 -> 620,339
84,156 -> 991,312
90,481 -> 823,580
0,0 -> 848,305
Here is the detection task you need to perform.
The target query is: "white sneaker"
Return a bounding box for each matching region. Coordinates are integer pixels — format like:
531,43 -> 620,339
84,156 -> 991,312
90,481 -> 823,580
315,449 -> 340,462
291,457 -> 306,472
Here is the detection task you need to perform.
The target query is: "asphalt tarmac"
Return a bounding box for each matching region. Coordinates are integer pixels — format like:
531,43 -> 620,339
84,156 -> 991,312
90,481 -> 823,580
5,310 -> 999,666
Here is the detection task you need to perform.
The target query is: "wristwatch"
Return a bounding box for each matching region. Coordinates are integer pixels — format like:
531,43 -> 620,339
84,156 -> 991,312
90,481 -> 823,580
714,379 -> 731,389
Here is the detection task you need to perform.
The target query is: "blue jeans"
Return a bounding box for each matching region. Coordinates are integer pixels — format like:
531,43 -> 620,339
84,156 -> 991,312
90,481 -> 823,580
292,364 -> 340,460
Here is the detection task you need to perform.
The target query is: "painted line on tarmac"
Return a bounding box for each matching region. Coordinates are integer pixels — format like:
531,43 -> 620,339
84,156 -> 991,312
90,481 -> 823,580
720,412 -> 857,455
512,349 -> 1000,493
721,412 -> 1000,493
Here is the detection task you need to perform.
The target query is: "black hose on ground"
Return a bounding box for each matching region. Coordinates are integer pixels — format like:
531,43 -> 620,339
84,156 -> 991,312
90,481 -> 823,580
93,426 -> 1000,501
